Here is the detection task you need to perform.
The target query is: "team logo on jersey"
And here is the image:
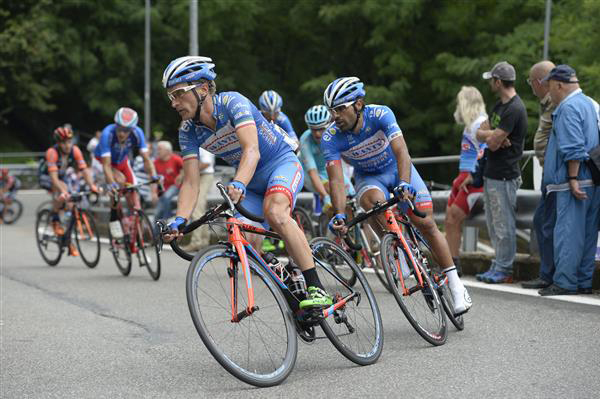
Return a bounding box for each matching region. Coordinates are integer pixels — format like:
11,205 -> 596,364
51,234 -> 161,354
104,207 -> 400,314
375,108 -> 389,119
328,127 -> 336,136
234,110 -> 251,119
291,167 -> 302,192
322,133 -> 332,142
462,143 -> 471,151
221,95 -> 232,106
180,120 -> 193,132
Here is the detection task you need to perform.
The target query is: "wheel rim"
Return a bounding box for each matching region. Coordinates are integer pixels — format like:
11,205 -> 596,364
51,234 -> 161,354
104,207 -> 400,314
75,210 -> 100,267
137,212 -> 160,279
35,210 -> 63,264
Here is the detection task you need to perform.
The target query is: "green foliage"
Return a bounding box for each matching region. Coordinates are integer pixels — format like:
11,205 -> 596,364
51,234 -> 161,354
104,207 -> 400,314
1,0 -> 598,179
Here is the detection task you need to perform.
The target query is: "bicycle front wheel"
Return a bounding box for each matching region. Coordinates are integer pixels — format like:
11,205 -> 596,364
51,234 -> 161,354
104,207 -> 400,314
3,199 -> 23,224
310,237 -> 384,365
186,245 -> 297,387
136,210 -> 161,280
35,209 -> 63,266
380,233 -> 447,346
75,209 -> 100,268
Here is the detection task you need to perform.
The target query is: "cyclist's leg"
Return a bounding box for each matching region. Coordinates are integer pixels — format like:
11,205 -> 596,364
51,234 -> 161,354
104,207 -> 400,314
407,166 -> 471,313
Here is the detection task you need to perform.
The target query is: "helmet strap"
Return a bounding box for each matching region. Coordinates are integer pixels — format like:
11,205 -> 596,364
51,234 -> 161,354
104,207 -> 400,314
192,88 -> 207,123
349,103 -> 362,132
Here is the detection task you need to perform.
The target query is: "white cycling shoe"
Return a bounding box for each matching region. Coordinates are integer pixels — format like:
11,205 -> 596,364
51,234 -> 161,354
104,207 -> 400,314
452,287 -> 472,316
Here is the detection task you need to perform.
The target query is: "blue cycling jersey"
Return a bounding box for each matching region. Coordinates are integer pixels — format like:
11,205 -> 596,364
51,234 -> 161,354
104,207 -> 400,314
321,105 -> 404,174
458,115 -> 487,172
178,91 -> 297,169
274,111 -> 298,142
94,124 -> 148,164
299,129 -> 327,180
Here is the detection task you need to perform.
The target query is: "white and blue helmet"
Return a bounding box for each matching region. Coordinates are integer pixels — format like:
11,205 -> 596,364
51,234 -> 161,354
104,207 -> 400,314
162,56 -> 216,89
114,107 -> 138,129
323,77 -> 365,108
304,105 -> 331,129
258,90 -> 283,113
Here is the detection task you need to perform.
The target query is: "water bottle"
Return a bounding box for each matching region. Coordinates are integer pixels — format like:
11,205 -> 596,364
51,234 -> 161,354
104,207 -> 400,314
109,220 -> 124,239
263,252 -> 290,283
285,261 -> 307,299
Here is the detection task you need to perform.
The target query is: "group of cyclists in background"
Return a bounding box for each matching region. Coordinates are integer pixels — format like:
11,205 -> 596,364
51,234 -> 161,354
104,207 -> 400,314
5,54 -> 478,386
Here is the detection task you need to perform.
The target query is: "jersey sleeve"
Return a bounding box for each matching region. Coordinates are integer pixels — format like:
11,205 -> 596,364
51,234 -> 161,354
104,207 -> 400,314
178,122 -> 201,160
299,136 -> 317,171
278,113 -> 298,141
320,127 -> 341,163
72,146 -> 88,170
134,127 -> 148,152
222,92 -> 256,129
46,148 -> 59,173
377,106 -> 403,141
97,126 -> 113,158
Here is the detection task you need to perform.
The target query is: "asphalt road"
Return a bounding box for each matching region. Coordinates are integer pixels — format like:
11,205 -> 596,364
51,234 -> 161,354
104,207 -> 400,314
2,192 -> 599,398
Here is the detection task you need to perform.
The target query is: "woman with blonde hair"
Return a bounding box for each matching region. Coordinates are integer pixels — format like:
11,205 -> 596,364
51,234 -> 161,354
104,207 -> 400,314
444,86 -> 488,274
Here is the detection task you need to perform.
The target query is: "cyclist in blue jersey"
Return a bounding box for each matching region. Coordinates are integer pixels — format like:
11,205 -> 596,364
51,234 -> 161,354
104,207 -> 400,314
161,56 -> 331,309
95,107 -> 159,222
259,90 -> 299,144
321,77 -> 472,315
299,105 -> 355,211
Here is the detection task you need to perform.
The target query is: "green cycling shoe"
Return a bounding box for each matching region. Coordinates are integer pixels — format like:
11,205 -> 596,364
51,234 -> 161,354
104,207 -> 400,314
299,286 -> 333,309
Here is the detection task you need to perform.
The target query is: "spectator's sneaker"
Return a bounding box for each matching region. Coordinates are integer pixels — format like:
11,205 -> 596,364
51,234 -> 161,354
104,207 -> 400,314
475,269 -> 494,281
52,221 -> 65,237
539,284 -> 577,296
299,286 -> 333,309
482,271 -> 513,284
521,277 -> 551,289
577,287 -> 593,295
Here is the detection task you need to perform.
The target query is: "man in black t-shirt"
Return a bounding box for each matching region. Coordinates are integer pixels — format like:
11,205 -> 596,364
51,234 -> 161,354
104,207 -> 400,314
475,61 -> 528,284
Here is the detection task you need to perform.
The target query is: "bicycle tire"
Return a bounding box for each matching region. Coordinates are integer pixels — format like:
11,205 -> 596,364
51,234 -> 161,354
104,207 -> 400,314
186,245 -> 297,387
310,237 -> 384,365
2,199 -> 23,224
35,209 -> 63,266
108,219 -> 132,276
136,210 -> 161,280
437,279 -> 465,331
75,209 -> 101,268
380,233 -> 447,346
292,206 -> 315,241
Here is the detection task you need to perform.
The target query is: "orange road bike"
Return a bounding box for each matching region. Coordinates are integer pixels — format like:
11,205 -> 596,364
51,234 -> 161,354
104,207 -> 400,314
156,182 -> 383,387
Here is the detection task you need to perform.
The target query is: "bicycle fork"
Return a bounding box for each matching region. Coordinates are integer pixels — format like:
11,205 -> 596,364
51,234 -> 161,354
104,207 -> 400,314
227,219 -> 258,323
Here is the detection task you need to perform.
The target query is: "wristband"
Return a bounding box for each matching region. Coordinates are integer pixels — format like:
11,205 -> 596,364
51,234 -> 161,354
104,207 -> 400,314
567,176 -> 577,180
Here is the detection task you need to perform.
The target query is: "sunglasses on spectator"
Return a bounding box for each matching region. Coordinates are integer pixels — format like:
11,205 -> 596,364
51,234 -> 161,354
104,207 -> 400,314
167,84 -> 201,101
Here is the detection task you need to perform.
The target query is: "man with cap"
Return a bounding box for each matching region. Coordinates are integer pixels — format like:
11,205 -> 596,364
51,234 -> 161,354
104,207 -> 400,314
538,64 -> 600,295
521,60 -> 557,290
475,61 -> 528,283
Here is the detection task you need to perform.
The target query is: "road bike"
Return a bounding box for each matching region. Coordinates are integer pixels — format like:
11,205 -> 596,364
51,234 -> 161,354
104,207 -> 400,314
0,196 -> 23,224
107,180 -> 161,280
156,182 -> 383,387
35,190 -> 100,268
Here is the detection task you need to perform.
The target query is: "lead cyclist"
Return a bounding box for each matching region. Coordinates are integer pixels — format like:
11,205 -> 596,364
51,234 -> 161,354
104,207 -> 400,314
322,77 -> 472,315
161,56 -> 331,310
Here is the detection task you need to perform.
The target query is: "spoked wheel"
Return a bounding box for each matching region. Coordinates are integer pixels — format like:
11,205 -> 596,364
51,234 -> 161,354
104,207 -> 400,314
2,199 -> 23,224
292,206 -> 315,241
35,209 -> 63,266
380,233 -> 447,346
435,273 -> 465,331
135,210 -> 161,280
108,220 -> 132,276
186,245 -> 297,387
74,209 -> 100,268
310,237 -> 384,365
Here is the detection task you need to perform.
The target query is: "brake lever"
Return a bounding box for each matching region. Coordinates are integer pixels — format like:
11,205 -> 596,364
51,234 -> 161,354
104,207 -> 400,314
216,182 -> 236,212
154,220 -> 167,254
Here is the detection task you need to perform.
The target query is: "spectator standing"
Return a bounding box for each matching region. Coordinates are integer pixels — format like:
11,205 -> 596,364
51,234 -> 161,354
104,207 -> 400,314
444,86 -> 488,274
181,147 -> 215,252
538,65 -> 600,295
86,130 -> 103,180
153,141 -> 183,221
521,60 -> 557,289
475,61 -> 528,284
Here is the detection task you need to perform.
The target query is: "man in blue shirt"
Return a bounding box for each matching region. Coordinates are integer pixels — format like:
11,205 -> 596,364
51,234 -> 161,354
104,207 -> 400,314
538,65 -> 600,295
322,77 -> 471,315
259,90 -> 299,145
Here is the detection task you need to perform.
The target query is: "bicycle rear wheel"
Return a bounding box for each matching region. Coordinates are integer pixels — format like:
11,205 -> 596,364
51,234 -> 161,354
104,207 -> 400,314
186,245 -> 297,387
35,209 -> 63,266
136,210 -> 161,280
292,206 -> 315,241
75,209 -> 100,268
2,199 -> 23,224
310,237 -> 384,365
108,219 -> 131,276
380,233 -> 447,346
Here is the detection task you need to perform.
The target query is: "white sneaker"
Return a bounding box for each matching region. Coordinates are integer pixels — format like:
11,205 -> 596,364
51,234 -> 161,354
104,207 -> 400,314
452,287 -> 472,316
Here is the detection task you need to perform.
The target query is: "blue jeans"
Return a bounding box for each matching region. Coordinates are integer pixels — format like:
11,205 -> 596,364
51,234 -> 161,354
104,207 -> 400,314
533,189 -> 556,283
154,185 -> 179,221
483,177 -> 521,274
553,186 -> 600,291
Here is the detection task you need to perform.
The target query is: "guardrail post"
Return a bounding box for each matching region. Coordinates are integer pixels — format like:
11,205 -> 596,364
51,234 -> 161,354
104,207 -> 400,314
462,226 -> 479,252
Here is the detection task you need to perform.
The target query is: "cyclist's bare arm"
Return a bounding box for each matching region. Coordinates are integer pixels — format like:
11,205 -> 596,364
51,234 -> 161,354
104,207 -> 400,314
390,135 -> 411,183
227,124 -> 260,203
49,170 -> 67,195
308,169 -> 329,199
101,156 -> 116,184
325,160 -> 346,215
175,157 -> 201,220
82,167 -> 96,190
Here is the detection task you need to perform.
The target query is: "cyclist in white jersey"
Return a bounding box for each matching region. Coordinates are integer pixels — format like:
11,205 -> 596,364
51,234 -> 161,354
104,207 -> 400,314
322,77 -> 472,315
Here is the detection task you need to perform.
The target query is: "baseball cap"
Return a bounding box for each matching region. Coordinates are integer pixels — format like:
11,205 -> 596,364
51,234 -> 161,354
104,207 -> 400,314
541,64 -> 579,83
482,61 -> 516,81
